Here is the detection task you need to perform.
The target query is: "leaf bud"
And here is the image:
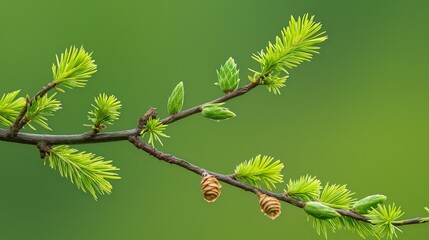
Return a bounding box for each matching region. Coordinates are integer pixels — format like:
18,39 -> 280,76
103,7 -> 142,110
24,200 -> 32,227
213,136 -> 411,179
353,194 -> 387,214
201,173 -> 222,202
258,193 -> 281,219
167,81 -> 184,115
215,57 -> 240,93
202,103 -> 236,120
304,201 -> 341,220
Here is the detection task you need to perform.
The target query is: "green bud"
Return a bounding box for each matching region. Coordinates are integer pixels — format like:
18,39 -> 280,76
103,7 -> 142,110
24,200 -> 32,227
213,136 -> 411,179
167,81 -> 184,115
215,57 -> 240,93
353,194 -> 387,214
202,103 -> 236,120
304,201 -> 341,220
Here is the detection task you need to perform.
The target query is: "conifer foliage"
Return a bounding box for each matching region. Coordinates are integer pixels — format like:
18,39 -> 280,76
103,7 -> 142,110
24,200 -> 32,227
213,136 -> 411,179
0,14 -> 428,239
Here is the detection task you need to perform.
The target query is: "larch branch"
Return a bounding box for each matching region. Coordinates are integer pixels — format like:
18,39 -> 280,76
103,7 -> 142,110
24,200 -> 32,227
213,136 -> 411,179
127,135 -> 427,227
0,81 -> 259,145
0,76 -> 427,228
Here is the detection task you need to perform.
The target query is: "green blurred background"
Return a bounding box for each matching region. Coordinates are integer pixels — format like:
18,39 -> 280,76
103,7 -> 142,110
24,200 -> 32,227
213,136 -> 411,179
1,0 -> 428,239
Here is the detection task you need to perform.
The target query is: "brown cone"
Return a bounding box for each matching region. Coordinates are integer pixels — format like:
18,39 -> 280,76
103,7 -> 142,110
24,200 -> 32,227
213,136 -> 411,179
258,193 -> 281,219
201,174 -> 222,202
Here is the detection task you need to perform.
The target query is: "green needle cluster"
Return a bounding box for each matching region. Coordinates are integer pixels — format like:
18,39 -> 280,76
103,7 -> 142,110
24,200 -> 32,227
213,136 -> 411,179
45,145 -> 120,200
234,154 -> 284,190
52,46 -> 97,90
0,90 -> 25,127
24,93 -> 62,130
251,14 -> 327,94
86,93 -> 122,131
141,117 -> 170,147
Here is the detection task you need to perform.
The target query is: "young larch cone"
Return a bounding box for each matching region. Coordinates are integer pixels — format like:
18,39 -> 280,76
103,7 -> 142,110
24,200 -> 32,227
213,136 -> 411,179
201,173 -> 222,202
258,193 -> 281,219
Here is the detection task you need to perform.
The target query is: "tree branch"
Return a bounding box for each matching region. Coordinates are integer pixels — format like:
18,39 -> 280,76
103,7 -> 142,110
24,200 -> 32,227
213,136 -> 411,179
128,135 -> 427,227
0,128 -> 138,145
0,81 -> 259,145
0,75 -> 426,229
128,135 -> 306,209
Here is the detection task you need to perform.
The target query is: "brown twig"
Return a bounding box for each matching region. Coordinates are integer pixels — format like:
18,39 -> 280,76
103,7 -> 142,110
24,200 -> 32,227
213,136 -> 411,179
392,218 -> 429,226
